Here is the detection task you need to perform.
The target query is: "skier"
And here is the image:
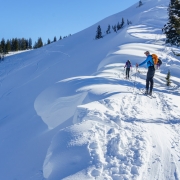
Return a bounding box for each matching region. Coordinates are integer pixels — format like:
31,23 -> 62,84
136,51 -> 155,95
124,60 -> 132,79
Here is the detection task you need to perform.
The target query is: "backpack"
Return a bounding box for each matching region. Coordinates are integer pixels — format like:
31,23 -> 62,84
158,59 -> 162,66
151,54 -> 159,65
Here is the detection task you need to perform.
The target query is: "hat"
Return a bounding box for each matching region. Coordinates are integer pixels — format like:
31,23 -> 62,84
144,51 -> 150,54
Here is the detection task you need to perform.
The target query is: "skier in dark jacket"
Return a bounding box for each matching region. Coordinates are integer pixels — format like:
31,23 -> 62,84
124,60 -> 132,79
136,51 -> 155,95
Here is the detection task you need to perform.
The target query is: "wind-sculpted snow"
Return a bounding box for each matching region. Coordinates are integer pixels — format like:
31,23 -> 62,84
34,84 -> 87,129
1,0 -> 180,179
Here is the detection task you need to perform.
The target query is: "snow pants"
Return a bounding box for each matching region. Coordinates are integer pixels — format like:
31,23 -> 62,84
126,68 -> 130,78
146,66 -> 155,92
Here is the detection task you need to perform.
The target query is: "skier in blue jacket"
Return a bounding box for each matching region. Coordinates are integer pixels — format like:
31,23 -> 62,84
136,51 -> 155,95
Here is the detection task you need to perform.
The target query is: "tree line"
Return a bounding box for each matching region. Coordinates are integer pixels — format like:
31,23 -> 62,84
0,38 -> 33,54
0,34 -> 72,57
95,0 -> 145,40
95,18 -> 132,39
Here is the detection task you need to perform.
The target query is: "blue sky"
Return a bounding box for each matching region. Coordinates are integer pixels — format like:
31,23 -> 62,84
0,0 -> 138,44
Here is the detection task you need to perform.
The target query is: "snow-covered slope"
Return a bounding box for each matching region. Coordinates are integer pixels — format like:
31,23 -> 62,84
0,0 -> 180,179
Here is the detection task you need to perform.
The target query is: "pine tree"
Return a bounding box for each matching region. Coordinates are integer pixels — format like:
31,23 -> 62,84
166,70 -> 171,86
37,37 -> 43,48
33,37 -> 43,49
33,41 -> 38,49
95,25 -> 103,39
0,44 -> 2,60
0,44 -> 2,53
18,39 -> 21,50
139,0 -> 143,7
164,0 -> 180,46
47,38 -> 51,44
5,39 -> 11,53
11,38 -> 15,51
54,36 -> 57,42
117,22 -> 121,31
14,38 -> 19,51
121,18 -> 125,28
106,25 -> 111,34
26,39 -> 29,49
29,38 -> 32,49
1,38 -> 6,53
21,38 -> 26,50
173,0 -> 180,37
59,36 -> 62,40
112,25 -> 117,33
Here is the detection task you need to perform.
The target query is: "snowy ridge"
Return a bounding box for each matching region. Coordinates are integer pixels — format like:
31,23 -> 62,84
0,0 -> 180,179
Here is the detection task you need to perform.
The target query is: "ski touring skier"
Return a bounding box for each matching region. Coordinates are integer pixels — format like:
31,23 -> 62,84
136,51 -> 155,96
124,60 -> 132,79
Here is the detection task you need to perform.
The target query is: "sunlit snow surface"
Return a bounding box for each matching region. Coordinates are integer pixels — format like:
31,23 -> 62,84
0,0 -> 180,179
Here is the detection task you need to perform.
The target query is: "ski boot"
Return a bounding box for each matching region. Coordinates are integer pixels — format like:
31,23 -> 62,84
148,91 -> 152,96
144,89 -> 148,95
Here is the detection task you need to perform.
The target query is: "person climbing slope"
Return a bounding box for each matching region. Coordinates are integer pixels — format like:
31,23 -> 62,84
136,51 -> 155,96
124,60 -> 132,79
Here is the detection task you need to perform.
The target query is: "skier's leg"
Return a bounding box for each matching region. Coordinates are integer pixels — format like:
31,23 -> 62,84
127,68 -> 130,79
148,67 -> 155,94
146,69 -> 150,93
126,68 -> 128,78
146,78 -> 149,93
149,78 -> 154,95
